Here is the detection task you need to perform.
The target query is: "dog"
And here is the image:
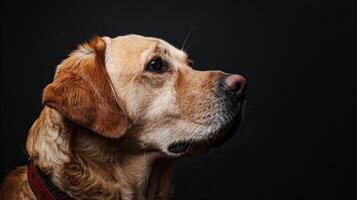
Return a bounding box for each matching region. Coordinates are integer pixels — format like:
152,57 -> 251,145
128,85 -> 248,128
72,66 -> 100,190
0,34 -> 246,200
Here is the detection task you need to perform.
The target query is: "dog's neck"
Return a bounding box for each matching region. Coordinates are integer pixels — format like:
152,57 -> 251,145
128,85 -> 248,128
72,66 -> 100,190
26,106 -> 174,200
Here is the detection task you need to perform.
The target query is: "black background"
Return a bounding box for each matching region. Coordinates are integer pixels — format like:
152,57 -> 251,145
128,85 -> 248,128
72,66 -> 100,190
0,0 -> 354,199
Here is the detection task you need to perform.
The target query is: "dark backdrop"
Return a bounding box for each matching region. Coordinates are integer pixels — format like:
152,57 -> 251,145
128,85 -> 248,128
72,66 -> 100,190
1,0 -> 353,200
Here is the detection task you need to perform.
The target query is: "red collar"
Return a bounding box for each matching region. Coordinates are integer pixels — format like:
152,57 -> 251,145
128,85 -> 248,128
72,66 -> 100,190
27,160 -> 75,200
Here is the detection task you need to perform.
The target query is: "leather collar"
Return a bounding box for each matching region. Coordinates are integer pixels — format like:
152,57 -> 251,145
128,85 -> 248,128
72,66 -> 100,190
27,160 -> 74,200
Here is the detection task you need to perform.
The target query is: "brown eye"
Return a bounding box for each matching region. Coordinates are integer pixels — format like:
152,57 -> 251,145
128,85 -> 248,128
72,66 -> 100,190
146,57 -> 167,72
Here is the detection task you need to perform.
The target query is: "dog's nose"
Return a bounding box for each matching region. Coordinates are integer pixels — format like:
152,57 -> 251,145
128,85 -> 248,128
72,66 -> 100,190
222,74 -> 246,97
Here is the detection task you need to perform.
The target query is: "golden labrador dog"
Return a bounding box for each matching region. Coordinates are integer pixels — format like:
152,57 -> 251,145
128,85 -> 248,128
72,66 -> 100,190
0,34 -> 246,200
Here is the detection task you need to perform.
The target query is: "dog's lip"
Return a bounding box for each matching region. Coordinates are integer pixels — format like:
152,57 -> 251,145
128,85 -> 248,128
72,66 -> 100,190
167,141 -> 191,153
167,140 -> 209,155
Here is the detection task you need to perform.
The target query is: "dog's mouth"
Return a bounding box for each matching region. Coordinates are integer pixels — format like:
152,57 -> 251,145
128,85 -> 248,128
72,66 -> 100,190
167,98 -> 246,154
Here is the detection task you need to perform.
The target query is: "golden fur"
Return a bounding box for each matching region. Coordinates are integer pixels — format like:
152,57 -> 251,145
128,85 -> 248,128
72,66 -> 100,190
0,34 -> 244,200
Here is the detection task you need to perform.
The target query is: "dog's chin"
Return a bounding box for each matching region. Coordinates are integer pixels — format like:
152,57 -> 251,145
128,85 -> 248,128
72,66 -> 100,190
190,99 -> 245,152
181,117 -> 241,156
209,110 -> 243,148
166,99 -> 245,156
165,121 -> 240,156
172,113 -> 242,156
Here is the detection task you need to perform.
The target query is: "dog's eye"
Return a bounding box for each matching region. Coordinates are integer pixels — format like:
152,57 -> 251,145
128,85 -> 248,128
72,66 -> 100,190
146,57 -> 167,73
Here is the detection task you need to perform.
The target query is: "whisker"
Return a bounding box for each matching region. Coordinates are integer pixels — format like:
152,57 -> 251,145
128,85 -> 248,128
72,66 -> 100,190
188,137 -> 195,153
181,28 -> 194,50
185,40 -> 201,52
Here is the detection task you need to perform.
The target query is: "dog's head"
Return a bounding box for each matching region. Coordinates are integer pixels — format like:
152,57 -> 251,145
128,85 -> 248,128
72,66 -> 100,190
43,34 -> 246,156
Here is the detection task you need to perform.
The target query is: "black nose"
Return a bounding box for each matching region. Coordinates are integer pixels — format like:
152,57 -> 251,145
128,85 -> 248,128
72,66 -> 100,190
221,74 -> 246,97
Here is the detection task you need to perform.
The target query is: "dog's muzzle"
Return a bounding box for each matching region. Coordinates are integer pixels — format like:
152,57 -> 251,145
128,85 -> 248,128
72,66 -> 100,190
167,74 -> 247,154
209,74 -> 247,147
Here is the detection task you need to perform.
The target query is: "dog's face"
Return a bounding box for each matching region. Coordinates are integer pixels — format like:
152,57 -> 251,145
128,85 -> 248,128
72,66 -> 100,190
104,35 -> 246,156
43,34 -> 246,157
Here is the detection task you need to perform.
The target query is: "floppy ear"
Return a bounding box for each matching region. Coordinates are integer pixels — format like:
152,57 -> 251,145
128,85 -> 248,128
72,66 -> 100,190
43,37 -> 128,138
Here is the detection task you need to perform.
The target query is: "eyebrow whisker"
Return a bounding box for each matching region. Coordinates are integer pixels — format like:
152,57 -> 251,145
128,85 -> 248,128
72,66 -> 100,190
185,40 -> 201,53
181,28 -> 194,51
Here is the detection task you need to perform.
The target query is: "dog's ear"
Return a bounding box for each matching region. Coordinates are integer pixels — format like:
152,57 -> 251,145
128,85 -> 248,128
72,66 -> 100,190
42,37 -> 128,138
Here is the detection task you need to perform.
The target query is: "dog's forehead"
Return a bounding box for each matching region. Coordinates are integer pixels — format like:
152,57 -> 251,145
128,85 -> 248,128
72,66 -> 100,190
105,34 -> 187,61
